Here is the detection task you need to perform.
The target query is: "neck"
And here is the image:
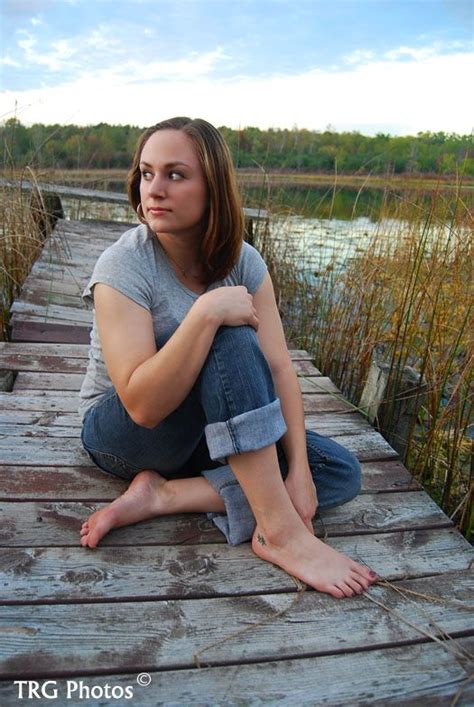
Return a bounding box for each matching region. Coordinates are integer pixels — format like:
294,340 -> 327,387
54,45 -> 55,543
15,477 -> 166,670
155,234 -> 203,279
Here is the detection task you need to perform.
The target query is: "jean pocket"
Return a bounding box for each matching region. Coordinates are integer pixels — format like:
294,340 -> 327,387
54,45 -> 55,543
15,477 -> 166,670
84,446 -> 137,481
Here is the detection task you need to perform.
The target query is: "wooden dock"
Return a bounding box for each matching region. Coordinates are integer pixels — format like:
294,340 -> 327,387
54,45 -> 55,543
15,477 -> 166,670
0,217 -> 472,705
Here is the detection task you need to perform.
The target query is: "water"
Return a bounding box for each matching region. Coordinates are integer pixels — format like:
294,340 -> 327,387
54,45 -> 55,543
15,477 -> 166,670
269,214 -> 383,275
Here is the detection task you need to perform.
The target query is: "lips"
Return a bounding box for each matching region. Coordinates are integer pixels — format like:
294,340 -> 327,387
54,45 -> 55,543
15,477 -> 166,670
148,207 -> 171,215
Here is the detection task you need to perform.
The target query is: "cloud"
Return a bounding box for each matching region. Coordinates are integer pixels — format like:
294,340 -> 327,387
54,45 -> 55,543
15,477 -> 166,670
1,56 -> 22,68
385,45 -> 435,61
1,45 -> 472,135
343,50 -> 375,65
9,22 -> 225,83
17,33 -> 78,71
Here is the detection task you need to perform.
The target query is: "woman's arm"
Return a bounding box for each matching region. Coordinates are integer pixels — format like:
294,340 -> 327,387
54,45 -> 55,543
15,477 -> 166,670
253,273 -> 318,530
94,283 -> 258,428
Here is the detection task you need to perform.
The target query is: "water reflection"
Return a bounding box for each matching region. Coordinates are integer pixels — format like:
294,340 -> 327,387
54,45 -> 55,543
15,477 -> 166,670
243,185 -> 389,221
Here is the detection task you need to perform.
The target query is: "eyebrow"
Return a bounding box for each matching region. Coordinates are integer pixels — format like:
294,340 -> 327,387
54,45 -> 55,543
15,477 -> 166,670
139,160 -> 190,169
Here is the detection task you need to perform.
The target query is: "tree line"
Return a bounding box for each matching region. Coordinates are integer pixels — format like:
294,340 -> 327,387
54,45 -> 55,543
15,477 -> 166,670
1,118 -> 472,175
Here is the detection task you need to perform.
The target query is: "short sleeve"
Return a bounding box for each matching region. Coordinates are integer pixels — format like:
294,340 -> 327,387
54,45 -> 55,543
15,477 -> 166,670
236,242 -> 268,294
82,243 -> 153,311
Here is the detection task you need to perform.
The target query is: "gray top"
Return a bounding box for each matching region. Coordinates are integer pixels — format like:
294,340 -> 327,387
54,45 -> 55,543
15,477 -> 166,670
78,223 -> 268,420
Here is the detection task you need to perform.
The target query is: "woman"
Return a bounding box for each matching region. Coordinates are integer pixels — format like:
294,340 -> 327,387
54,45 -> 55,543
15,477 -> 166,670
79,117 -> 377,598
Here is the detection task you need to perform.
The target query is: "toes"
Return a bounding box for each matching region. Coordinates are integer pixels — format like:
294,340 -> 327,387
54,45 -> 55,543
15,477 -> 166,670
329,585 -> 345,599
350,571 -> 370,591
352,562 -> 377,582
346,576 -> 365,594
83,536 -> 97,549
336,582 -> 355,598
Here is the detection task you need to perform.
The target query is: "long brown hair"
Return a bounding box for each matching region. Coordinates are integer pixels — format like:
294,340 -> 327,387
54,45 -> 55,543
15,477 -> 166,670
127,117 -> 244,284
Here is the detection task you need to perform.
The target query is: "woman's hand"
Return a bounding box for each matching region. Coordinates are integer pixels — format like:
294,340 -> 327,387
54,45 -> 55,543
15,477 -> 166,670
284,467 -> 318,534
200,286 -> 259,331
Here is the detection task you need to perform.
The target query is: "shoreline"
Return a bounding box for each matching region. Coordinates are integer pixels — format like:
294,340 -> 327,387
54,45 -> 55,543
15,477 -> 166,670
1,168 -> 472,192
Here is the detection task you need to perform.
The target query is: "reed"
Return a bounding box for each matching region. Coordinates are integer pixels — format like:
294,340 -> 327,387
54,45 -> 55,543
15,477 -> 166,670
0,168 -> 54,340
250,179 -> 473,538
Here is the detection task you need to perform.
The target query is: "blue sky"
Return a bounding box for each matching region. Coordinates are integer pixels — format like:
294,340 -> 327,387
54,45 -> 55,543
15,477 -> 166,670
1,0 -> 472,134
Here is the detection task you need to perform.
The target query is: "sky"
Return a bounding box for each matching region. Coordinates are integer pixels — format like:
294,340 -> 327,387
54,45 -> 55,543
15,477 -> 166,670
0,0 -> 473,135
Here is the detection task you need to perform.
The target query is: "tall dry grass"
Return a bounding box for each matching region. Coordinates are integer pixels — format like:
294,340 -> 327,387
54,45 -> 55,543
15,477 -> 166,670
253,182 -> 473,538
0,169 -> 51,340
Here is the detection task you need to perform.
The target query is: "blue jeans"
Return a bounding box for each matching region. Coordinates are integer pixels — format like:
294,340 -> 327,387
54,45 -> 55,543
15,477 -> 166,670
81,325 -> 361,544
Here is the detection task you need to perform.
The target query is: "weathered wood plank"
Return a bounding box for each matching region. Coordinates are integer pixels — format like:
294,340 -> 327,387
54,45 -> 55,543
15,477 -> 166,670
0,460 -> 418,500
0,342 -> 88,360
304,412 -> 374,435
1,531 -> 472,603
13,372 -> 85,390
0,465 -> 125,500
302,392 -> 354,413
0,354 -> 87,375
0,573 -> 471,678
0,426 -> 397,464
29,260 -> 89,276
10,318 -> 90,345
3,639 -> 466,706
288,350 -> 313,360
331,431 -> 399,460
0,412 -> 371,438
20,272 -> 87,293
0,411 -> 80,427
359,459 -> 421,492
0,492 -> 452,546
0,392 -> 79,412
0,346 -> 317,381
0,423 -> 81,437
17,286 -> 86,309
54,218 -> 128,235
291,360 -> 322,376
0,389 -> 353,416
299,377 -> 341,394
18,289 -> 84,308
0,343 -> 306,360
11,373 -> 341,394
10,302 -> 91,323
17,284 -> 87,304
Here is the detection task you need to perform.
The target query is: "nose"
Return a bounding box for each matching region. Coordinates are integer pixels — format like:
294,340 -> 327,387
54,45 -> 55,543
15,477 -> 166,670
148,173 -> 167,198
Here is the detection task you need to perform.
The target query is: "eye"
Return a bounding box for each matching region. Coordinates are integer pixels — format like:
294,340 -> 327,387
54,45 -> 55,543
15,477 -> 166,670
169,171 -> 184,181
141,169 -> 153,180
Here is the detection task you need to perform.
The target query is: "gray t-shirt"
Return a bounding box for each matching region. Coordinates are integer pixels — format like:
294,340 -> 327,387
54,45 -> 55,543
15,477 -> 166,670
78,223 -> 268,421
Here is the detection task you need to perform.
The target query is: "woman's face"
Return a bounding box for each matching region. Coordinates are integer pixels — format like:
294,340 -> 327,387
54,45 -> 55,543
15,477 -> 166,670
139,129 -> 208,240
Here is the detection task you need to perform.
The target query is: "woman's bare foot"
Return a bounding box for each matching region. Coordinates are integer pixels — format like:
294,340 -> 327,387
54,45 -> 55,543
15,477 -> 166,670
252,524 -> 376,598
80,470 -> 172,548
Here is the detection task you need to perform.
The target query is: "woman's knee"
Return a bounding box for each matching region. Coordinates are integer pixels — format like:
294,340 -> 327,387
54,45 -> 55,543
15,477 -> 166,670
306,430 -> 361,508
212,324 -> 260,355
198,325 -> 276,414
213,325 -> 273,383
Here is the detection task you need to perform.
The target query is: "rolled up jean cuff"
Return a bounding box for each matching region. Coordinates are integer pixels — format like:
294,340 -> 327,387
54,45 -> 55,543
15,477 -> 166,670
201,465 -> 255,545
204,398 -> 287,464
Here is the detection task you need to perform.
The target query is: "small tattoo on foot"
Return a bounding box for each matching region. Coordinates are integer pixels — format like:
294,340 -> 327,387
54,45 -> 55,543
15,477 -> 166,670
257,533 -> 267,546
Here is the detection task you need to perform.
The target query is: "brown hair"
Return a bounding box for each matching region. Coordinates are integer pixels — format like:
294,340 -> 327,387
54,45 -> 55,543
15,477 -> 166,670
127,117 -> 244,284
